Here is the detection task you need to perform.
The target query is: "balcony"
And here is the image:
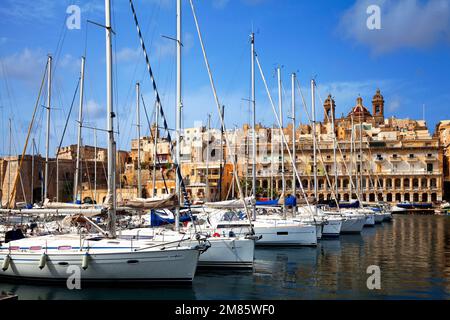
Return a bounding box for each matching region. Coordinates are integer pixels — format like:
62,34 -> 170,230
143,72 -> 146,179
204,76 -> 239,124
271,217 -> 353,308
424,154 -> 436,162
374,156 -> 384,162
406,155 -> 419,162
390,155 -> 402,162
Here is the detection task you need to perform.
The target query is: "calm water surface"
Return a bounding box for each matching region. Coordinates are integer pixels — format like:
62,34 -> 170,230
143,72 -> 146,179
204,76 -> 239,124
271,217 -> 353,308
1,215 -> 449,300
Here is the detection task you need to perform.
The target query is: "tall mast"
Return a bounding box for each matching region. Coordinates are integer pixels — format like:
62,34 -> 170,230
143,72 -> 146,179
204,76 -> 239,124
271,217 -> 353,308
270,125 -> 274,200
152,102 -> 159,197
175,0 -> 182,231
311,79 -> 318,212
277,67 -> 286,218
218,105 -> 224,200
7,118 -> 11,205
205,114 -> 210,202
291,72 -> 296,212
350,116 -> 353,198
250,32 -> 256,220
44,55 -> 52,201
359,113 -> 363,201
136,82 -> 142,198
94,128 -> 97,203
105,0 -> 116,237
331,96 -> 338,204
73,56 -> 85,203
31,138 -> 35,204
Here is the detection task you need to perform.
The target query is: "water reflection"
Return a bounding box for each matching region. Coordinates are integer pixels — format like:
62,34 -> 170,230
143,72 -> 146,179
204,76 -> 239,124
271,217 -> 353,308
1,216 -> 448,300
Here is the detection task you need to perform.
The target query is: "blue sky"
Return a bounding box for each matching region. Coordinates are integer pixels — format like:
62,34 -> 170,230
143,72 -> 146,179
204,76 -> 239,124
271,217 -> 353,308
0,0 -> 449,156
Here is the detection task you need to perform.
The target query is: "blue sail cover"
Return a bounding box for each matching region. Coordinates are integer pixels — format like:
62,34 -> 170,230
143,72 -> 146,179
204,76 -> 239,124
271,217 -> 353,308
256,196 -> 296,207
149,210 -> 195,226
335,200 -> 360,208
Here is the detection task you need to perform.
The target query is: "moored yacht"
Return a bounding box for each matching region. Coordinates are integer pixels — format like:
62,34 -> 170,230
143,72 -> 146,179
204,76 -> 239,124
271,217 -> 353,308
0,234 -> 203,283
120,226 -> 255,269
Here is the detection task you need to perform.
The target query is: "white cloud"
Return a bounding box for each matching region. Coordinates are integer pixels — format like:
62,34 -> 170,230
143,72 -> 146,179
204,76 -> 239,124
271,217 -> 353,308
85,99 -> 104,120
212,0 -> 231,9
0,49 -> 81,87
0,0 -> 59,23
339,0 -> 450,54
387,97 -> 401,112
116,47 -> 141,62
0,48 -> 47,85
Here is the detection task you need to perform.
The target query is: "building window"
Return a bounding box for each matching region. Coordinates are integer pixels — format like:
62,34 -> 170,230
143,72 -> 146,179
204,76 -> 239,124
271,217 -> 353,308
427,163 -> 433,172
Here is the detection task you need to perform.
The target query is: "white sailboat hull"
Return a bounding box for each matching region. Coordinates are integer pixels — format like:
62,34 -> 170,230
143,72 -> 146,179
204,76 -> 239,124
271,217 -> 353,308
322,219 -> 342,237
0,236 -> 200,283
197,237 -> 254,268
120,229 -> 255,269
364,214 -> 375,226
340,216 -> 366,234
374,214 -> 384,224
215,222 -> 317,246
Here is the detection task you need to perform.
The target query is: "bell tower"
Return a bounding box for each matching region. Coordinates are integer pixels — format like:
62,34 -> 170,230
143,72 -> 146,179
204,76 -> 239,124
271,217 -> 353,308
372,89 -> 384,124
323,94 -> 336,124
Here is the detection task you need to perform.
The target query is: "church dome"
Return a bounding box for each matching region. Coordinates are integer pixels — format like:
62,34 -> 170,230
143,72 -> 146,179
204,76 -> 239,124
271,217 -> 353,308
348,96 -> 372,118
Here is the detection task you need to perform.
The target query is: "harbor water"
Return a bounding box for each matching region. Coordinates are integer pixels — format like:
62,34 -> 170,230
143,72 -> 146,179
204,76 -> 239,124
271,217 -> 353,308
0,215 -> 448,300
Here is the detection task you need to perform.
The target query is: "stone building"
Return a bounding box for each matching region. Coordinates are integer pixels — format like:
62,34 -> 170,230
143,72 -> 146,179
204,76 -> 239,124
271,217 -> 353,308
0,145 -> 129,207
4,89 -> 445,207
436,120 -> 450,200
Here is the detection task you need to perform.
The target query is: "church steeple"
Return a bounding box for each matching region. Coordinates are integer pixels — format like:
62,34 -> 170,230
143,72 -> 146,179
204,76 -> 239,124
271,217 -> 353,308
372,88 -> 384,123
323,94 -> 336,124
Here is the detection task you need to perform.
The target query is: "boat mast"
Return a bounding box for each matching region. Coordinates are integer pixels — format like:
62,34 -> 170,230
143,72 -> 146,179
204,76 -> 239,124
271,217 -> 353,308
152,101 -> 159,197
73,56 -> 85,203
44,55 -> 52,201
291,72 -> 296,213
205,113 -> 210,202
311,79 -> 318,213
331,96 -> 338,204
136,82 -> 142,198
270,125 -> 274,200
250,32 -> 256,220
31,138 -> 35,205
175,0 -> 182,231
349,116 -> 353,199
105,0 -> 116,237
277,67 -> 286,218
7,118 -> 11,205
359,113 -> 363,202
94,128 -> 97,203
218,105 -> 224,200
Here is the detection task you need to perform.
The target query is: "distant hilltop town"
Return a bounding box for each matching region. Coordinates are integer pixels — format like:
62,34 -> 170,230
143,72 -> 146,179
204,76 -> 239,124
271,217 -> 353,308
1,89 -> 450,207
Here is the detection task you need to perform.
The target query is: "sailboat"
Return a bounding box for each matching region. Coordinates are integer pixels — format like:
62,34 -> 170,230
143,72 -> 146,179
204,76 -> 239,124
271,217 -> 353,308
0,0 -> 205,283
119,0 -> 255,269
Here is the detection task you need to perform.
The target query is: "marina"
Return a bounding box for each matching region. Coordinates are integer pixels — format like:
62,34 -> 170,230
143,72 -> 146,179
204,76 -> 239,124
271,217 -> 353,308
1,215 -> 448,300
0,0 -> 449,304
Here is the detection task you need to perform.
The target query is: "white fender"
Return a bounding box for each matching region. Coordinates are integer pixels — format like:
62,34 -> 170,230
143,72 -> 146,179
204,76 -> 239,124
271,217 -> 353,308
38,253 -> 47,269
2,254 -> 11,271
81,253 -> 89,270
